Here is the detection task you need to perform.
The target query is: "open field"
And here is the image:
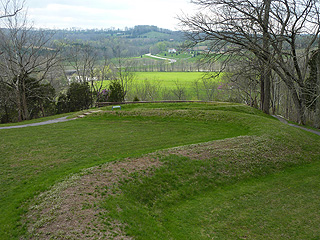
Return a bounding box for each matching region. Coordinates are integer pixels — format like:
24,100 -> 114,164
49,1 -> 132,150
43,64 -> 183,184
99,71 -> 220,88
1,102 -> 320,239
96,71 -> 227,101
134,71 -> 219,89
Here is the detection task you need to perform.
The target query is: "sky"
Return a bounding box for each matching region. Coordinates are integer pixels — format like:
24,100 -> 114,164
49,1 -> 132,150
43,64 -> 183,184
25,0 -> 196,30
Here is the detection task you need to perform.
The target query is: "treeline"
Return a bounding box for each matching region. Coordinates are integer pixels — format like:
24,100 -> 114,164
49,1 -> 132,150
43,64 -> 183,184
1,1 -> 320,128
0,78 -> 127,123
180,0 -> 320,127
45,25 -> 183,42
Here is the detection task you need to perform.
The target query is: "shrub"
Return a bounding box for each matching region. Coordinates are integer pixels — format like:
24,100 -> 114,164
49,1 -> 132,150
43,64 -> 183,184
26,79 -> 57,118
96,89 -> 110,102
0,82 -> 17,123
108,80 -> 125,102
57,82 -> 92,113
67,82 -> 92,112
56,93 -> 69,114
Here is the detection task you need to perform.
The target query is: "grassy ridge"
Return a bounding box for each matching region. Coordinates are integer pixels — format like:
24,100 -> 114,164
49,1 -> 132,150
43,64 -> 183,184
1,102 -> 247,239
99,105 -> 320,239
165,161 -> 320,239
1,102 -> 320,239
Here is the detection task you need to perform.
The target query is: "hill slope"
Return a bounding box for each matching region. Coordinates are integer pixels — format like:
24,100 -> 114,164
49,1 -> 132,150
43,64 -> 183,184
1,102 -> 319,239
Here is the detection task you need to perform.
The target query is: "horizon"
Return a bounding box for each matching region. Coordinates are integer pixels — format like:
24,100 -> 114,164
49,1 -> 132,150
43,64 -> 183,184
26,24 -> 182,32
25,0 -> 196,31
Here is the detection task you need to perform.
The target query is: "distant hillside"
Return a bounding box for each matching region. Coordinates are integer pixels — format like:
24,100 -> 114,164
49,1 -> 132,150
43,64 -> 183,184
45,25 -> 183,42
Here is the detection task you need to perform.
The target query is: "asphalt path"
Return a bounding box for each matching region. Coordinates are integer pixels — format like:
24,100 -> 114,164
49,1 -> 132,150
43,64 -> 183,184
145,53 -> 177,63
0,116 -> 73,130
272,115 -> 320,136
1,114 -> 319,136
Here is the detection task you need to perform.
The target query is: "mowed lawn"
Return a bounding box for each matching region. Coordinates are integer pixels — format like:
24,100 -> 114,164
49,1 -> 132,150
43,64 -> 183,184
1,102 -> 320,239
0,102 -> 246,239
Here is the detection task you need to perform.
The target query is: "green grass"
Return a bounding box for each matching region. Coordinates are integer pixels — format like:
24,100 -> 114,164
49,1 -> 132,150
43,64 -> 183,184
99,104 -> 320,239
157,161 -> 320,239
0,102 -> 247,239
103,159 -> 320,239
156,52 -> 194,60
1,102 -> 320,239
134,72 -> 215,88
97,71 -> 219,90
133,71 -> 226,100
95,71 -> 226,100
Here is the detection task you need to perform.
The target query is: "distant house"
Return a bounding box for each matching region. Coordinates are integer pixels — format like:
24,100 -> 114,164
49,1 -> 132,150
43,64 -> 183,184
168,48 -> 177,53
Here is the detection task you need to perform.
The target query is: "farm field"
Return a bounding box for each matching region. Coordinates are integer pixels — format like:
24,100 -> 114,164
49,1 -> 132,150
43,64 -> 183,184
134,71 -> 217,88
99,71 -> 222,88
97,71 -> 227,101
1,102 -> 320,239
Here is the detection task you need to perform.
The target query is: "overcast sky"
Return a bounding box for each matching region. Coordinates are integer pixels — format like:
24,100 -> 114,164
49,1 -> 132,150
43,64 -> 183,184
25,0 -> 196,30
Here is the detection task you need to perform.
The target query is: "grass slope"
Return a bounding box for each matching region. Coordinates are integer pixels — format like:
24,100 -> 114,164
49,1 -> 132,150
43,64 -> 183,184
165,161 -> 320,239
0,102 -> 319,239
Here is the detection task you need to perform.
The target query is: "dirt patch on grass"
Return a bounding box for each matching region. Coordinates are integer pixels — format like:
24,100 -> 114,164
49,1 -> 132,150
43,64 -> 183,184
25,155 -> 162,239
24,135 -> 304,239
25,136 -> 259,239
167,136 -> 255,160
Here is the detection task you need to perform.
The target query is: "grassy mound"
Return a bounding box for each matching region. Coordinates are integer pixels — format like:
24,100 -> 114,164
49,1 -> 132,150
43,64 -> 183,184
0,102 -> 319,239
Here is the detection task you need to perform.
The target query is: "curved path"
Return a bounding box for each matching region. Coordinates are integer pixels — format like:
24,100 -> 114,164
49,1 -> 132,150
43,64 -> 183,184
0,110 -> 102,130
1,112 -> 319,136
0,116 -> 74,130
145,53 -> 177,63
273,115 -> 320,136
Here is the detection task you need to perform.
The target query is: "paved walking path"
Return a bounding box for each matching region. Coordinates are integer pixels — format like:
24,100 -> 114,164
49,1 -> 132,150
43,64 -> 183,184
272,115 -> 320,136
0,110 -> 102,130
1,111 -> 319,136
0,116 -> 73,130
145,53 -> 177,63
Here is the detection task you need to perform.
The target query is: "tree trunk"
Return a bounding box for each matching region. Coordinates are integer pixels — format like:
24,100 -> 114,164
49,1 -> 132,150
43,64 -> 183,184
21,80 -> 29,120
15,86 -> 22,122
260,75 -> 265,110
291,88 -> 306,125
314,41 -> 320,128
261,0 -> 271,115
263,69 -> 271,114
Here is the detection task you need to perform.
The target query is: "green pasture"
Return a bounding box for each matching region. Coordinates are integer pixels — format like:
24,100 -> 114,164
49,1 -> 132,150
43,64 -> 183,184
134,71 -> 214,88
155,51 -> 229,62
96,71 -> 226,100
98,71 -> 221,88
1,102 -> 320,239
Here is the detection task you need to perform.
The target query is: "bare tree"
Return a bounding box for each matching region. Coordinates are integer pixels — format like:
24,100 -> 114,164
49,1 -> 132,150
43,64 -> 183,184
0,0 -> 23,19
179,0 -> 320,124
172,80 -> 187,100
316,40 -> 320,128
129,80 -> 162,101
0,12 -> 60,121
111,40 -> 136,99
201,74 -> 218,101
92,54 -> 111,94
63,41 -> 98,83
310,41 -> 320,128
